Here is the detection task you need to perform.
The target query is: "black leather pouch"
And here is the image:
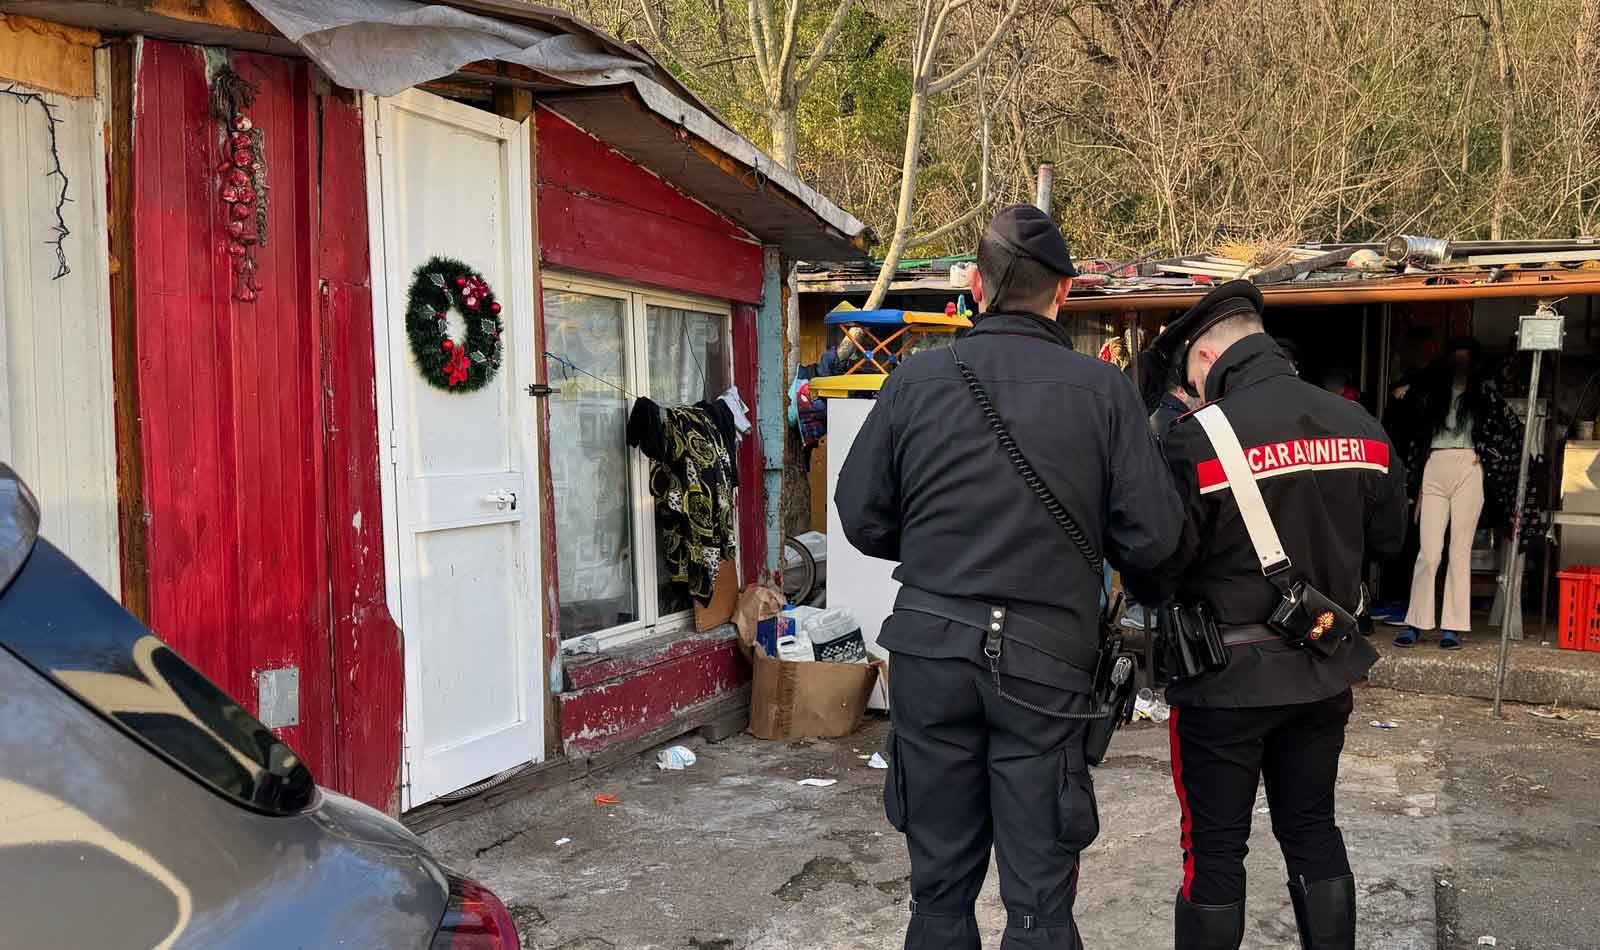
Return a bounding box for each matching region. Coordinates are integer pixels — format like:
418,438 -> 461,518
1267,580 -> 1356,658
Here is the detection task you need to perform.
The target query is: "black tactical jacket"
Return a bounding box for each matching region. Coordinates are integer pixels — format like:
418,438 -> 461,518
836,311 -> 1183,684
1125,334 -> 1409,708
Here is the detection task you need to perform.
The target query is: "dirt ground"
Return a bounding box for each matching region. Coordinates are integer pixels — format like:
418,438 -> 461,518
422,686 -> 1600,950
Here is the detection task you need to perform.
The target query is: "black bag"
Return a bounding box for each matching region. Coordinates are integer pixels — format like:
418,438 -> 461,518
1268,580 -> 1357,658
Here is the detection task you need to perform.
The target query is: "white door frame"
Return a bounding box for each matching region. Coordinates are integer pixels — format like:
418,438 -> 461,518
363,88 -> 543,809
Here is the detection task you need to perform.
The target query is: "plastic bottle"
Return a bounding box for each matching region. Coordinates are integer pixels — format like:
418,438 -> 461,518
776,630 -> 815,663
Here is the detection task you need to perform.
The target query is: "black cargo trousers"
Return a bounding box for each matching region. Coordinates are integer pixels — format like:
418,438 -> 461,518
885,652 -> 1100,950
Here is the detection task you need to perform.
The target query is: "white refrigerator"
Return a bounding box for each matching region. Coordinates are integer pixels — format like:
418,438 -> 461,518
825,396 -> 896,710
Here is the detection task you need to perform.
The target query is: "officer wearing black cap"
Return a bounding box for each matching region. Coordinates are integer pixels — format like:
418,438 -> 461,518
837,204 -> 1183,949
1127,282 -> 1409,950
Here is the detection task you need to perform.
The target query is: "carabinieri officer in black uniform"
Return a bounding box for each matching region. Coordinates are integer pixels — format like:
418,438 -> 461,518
1126,281 -> 1409,950
837,204 -> 1183,950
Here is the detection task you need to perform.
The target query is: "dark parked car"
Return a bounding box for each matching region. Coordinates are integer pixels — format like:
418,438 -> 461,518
0,464 -> 520,949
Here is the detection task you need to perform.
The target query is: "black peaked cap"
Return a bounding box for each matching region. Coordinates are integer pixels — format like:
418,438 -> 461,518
984,204 -> 1077,277
1147,279 -> 1264,366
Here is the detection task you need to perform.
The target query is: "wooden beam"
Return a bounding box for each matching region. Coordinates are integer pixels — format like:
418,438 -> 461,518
105,39 -> 148,623
492,85 -> 535,121
510,92 -> 561,762
140,0 -> 276,35
0,13 -> 99,96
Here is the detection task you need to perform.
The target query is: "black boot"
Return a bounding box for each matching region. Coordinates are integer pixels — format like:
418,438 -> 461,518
1287,875 -> 1356,950
1174,892 -> 1245,950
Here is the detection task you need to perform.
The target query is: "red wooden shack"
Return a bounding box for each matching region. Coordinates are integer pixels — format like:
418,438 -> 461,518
0,0 -> 868,817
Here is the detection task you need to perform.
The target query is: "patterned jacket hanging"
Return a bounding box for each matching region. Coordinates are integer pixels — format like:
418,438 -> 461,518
627,398 -> 737,605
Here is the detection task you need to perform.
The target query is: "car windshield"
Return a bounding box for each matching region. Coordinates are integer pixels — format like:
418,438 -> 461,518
0,538 -> 315,815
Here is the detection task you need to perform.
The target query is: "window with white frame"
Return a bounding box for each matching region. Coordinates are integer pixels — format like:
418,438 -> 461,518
543,275 -> 734,646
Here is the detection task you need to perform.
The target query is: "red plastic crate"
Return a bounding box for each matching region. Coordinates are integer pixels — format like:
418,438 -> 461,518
1556,566 -> 1600,651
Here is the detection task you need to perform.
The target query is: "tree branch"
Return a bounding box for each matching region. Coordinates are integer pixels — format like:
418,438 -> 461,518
777,0 -> 805,86
640,0 -> 768,112
908,52 -> 1008,249
747,0 -> 777,93
921,0 -> 973,77
795,0 -> 858,96
913,0 -> 937,74
929,0 -> 1025,94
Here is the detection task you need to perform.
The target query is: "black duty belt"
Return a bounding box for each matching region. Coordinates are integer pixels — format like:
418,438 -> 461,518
894,586 -> 1100,674
1219,624 -> 1280,648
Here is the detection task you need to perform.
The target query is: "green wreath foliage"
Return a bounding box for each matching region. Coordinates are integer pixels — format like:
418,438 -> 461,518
405,255 -> 504,393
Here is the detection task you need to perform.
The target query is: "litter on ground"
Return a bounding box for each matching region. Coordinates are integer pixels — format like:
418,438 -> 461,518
797,778 -> 838,788
657,746 -> 697,770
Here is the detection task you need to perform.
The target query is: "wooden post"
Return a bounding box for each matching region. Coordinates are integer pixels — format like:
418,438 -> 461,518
493,88 -> 559,757
106,40 -> 149,623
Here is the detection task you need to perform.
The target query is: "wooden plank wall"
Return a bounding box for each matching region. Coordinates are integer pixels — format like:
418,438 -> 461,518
318,85 -> 404,813
0,80 -> 120,594
131,41 -> 338,781
534,107 -> 764,305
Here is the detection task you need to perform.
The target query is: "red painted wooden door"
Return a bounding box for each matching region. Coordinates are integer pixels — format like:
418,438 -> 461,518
131,42 -> 336,778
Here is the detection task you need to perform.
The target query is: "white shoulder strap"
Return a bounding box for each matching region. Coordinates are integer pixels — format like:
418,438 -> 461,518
1193,403 -> 1291,577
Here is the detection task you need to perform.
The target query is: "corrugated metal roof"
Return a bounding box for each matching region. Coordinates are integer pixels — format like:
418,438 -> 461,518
546,85 -> 871,261
799,239 -> 1600,307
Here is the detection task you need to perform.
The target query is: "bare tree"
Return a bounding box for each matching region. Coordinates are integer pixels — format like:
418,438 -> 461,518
640,0 -> 855,169
1574,0 -> 1600,232
1487,0 -> 1516,239
864,0 -> 1026,309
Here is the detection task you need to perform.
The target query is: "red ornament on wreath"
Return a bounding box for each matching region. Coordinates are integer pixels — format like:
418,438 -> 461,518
404,255 -> 505,393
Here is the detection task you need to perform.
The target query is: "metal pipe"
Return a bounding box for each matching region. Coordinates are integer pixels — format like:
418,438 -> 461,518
1384,234 -> 1452,263
1496,337 -> 1551,717
1034,163 -> 1055,213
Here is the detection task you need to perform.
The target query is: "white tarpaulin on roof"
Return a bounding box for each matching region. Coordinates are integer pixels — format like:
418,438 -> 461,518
242,0 -> 641,95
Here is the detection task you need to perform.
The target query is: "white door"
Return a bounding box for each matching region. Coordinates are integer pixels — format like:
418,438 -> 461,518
0,74 -> 119,594
366,89 -> 543,807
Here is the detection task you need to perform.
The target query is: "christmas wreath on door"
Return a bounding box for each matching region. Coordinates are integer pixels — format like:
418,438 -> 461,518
405,256 -> 504,392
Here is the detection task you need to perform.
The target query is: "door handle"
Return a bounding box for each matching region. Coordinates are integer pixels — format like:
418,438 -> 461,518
486,489 -> 518,511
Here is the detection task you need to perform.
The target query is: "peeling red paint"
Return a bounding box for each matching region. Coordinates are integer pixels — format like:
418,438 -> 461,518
559,636 -> 748,756
132,42 -> 398,812
319,87 -> 402,814
563,628 -> 743,692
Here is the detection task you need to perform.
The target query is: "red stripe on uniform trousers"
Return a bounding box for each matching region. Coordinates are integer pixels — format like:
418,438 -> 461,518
1168,706 -> 1195,901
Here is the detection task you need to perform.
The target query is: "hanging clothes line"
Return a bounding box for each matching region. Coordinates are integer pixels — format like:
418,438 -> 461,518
543,350 -> 635,399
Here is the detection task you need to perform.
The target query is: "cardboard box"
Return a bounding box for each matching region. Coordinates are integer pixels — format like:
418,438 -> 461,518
731,584 -> 881,740
747,650 -> 882,740
693,558 -> 739,632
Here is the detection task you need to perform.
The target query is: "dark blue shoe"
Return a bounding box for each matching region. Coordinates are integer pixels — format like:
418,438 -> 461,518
1371,603 -> 1406,623
1440,631 -> 1464,650
1393,628 -> 1420,648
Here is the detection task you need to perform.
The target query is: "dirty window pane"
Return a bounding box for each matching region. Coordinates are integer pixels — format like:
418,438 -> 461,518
646,305 -> 731,616
544,290 -> 638,639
